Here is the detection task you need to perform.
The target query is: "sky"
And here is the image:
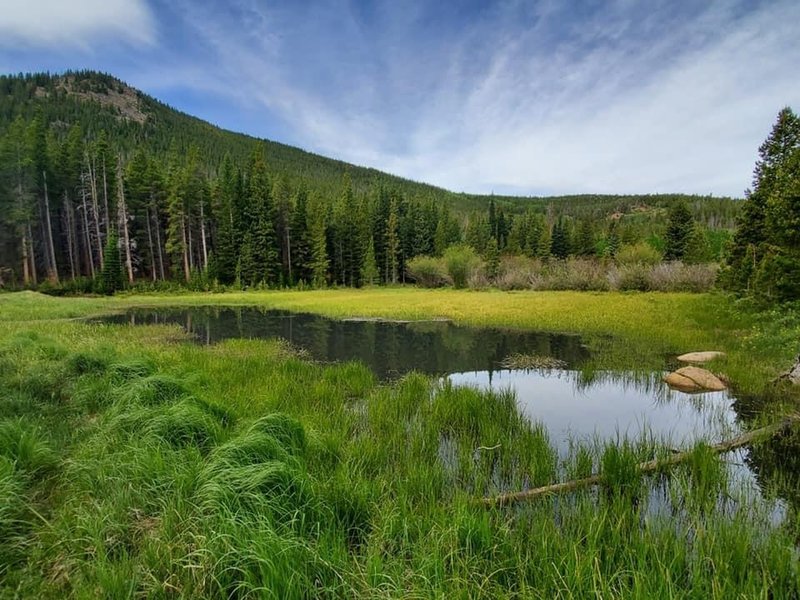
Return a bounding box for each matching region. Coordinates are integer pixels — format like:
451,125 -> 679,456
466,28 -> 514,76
0,0 -> 798,197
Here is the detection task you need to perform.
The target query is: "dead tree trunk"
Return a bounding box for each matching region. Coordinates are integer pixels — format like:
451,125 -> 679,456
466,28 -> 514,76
145,206 -> 157,282
778,356 -> 800,385
285,222 -> 292,283
80,182 -> 95,279
21,225 -> 31,286
116,156 -> 134,284
87,153 -> 104,264
181,213 -> 190,281
199,199 -> 208,270
26,223 -> 38,285
102,156 -> 110,241
151,195 -> 165,280
63,191 -> 76,279
42,171 -> 59,283
481,415 -> 800,508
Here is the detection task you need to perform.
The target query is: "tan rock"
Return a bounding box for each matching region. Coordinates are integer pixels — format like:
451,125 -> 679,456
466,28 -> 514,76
664,371 -> 702,393
664,366 -> 727,393
677,351 -> 726,363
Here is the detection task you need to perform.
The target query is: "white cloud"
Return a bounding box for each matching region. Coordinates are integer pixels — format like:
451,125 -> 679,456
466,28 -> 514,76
0,0 -> 156,49
170,0 -> 800,196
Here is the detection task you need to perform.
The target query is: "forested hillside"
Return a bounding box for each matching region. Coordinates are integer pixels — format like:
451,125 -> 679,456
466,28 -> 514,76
0,71 -> 740,289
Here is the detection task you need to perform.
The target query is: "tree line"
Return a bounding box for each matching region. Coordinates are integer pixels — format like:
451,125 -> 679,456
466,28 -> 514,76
0,115 -> 726,291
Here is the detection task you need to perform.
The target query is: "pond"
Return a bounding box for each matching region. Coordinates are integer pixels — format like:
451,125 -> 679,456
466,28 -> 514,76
99,306 -> 735,447
97,306 -> 794,515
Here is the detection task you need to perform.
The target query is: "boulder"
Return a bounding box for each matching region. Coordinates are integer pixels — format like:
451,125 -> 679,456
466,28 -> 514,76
664,366 -> 727,393
664,371 -> 703,393
676,351 -> 726,363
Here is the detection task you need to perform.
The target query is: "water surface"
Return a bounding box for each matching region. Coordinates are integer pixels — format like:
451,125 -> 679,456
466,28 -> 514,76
98,306 -> 795,513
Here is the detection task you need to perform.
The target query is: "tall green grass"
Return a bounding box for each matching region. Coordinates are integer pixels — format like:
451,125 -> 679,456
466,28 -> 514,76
0,294 -> 798,596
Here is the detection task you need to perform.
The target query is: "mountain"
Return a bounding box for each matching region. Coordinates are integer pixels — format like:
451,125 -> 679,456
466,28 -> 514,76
0,70 -> 739,288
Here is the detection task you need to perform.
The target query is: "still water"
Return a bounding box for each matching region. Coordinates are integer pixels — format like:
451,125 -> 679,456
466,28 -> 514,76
98,306 -> 739,450
98,306 -> 798,516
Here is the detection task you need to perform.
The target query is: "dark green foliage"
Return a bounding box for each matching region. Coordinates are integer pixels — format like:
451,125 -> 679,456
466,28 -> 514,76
550,218 -> 572,259
0,420 -> 57,482
98,231 -> 123,295
443,244 -> 483,288
664,201 -> 694,261
723,107 -> 800,300
144,400 -> 222,452
485,237 -> 500,281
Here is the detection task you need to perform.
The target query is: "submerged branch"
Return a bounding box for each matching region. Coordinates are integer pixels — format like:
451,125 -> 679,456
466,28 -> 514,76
480,414 -> 800,508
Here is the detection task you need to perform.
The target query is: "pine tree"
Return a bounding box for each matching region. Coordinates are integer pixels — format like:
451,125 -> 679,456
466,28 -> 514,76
309,197 -> 329,288
465,213 -> 490,254
664,201 -> 694,261
536,225 -> 552,259
247,147 -> 279,285
604,222 -> 620,258
212,156 -> 238,284
485,237 -> 500,281
98,230 -> 123,295
576,219 -> 595,256
723,107 -> 800,294
550,218 -> 571,259
290,187 -> 311,284
385,199 -> 399,284
362,236 -> 379,286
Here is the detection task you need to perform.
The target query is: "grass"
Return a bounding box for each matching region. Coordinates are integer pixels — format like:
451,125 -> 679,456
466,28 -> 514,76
0,289 -> 798,596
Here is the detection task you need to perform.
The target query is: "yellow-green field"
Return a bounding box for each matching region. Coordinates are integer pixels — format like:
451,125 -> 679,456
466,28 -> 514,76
1,288 -> 795,396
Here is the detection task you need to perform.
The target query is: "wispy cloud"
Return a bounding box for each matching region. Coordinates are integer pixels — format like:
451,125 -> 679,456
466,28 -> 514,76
0,0 -> 157,49
4,0 -> 798,197
167,0 -> 799,196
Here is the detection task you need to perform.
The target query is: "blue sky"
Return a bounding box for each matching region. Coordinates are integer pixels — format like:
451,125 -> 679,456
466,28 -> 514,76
1,0 -> 798,197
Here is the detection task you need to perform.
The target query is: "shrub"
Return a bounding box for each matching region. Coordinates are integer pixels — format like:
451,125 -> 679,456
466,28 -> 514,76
406,255 -> 449,288
496,256 -> 539,290
546,259 -> 610,291
616,242 -> 662,266
443,245 -> 484,289
615,264 -> 651,291
646,262 -> 718,292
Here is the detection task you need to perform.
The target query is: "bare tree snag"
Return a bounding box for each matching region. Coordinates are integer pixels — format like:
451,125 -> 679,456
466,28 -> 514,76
480,415 -> 800,508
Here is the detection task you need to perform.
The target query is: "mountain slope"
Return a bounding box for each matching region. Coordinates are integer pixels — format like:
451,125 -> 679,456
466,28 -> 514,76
0,70 -> 447,200
0,70 -> 739,288
0,71 -> 740,217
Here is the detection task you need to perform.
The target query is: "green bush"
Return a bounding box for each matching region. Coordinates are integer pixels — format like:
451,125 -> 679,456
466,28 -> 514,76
615,242 -> 662,266
406,255 -> 449,288
443,245 -> 484,289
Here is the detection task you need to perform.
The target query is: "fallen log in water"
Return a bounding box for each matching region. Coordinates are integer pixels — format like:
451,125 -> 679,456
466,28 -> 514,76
480,414 -> 800,508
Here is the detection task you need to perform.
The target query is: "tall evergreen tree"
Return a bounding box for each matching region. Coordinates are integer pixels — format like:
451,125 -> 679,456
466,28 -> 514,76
247,147 -> 279,285
723,107 -> 800,296
664,201 -> 694,261
98,230 -> 123,295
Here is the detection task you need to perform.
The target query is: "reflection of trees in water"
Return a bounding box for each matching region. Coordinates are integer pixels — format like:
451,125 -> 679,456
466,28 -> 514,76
573,369 -> 664,395
744,428 -> 800,516
727,387 -> 800,516
105,308 -> 590,380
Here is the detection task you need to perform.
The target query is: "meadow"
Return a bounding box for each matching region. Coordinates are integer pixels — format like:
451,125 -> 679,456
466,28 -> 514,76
0,289 -> 799,598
